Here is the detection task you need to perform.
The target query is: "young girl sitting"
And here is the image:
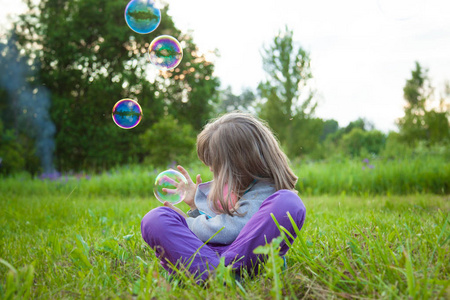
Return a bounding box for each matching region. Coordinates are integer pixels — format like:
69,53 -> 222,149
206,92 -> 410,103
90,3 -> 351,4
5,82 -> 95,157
141,112 -> 306,281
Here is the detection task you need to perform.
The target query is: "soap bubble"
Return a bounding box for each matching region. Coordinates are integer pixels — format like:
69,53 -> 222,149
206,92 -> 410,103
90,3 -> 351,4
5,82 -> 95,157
154,170 -> 188,205
112,99 -> 143,129
125,0 -> 161,34
148,35 -> 183,70
377,0 -> 423,21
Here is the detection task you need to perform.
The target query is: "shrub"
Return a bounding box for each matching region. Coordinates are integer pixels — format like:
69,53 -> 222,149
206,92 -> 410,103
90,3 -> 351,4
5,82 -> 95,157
339,128 -> 386,157
139,115 -> 196,167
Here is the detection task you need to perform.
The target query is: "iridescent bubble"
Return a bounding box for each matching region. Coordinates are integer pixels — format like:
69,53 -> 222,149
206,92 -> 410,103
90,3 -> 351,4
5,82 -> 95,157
112,99 -> 143,129
153,170 -> 188,205
125,0 -> 161,34
148,35 -> 183,70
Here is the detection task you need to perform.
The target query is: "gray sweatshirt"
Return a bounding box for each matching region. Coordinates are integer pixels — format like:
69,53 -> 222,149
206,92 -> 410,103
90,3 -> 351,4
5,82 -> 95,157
185,180 -> 276,244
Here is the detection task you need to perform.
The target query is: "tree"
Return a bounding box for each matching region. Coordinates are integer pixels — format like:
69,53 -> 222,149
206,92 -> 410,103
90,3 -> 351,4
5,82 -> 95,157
397,62 -> 431,144
214,86 -> 256,114
258,26 -> 317,157
344,118 -> 374,133
397,62 -> 449,146
320,119 -> 339,142
12,0 -> 219,171
339,128 -> 386,157
381,131 -> 411,159
0,119 -> 25,175
423,110 -> 450,144
139,115 -> 196,167
289,117 -> 324,156
324,118 -> 369,148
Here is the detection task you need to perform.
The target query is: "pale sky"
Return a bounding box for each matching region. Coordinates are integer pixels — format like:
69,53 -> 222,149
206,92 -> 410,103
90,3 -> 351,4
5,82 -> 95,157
2,0 -> 449,132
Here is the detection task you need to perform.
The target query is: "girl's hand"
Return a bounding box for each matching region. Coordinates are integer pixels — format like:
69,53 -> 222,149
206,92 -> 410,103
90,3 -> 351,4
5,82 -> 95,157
163,201 -> 187,218
176,165 -> 201,210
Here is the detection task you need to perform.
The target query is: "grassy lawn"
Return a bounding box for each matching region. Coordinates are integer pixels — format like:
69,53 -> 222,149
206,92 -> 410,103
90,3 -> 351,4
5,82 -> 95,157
1,186 -> 449,299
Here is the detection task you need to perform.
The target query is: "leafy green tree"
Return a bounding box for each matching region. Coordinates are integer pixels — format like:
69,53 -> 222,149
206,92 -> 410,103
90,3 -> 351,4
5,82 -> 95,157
428,81 -> 450,144
344,118 -> 373,133
423,110 -> 449,144
339,128 -> 365,157
320,118 -> 384,158
397,62 -> 431,144
13,0 -> 218,171
320,119 -> 339,142
339,128 -> 386,157
287,117 -> 323,157
0,119 -> 25,175
214,86 -> 256,114
381,131 -> 412,159
0,89 -> 15,132
363,130 -> 386,155
397,62 -> 449,146
325,118 -> 369,146
259,26 -> 315,121
257,26 -> 317,157
139,115 -> 196,167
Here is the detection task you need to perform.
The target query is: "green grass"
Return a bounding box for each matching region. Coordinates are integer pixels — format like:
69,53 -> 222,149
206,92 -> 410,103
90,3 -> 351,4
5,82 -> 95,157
1,177 -> 449,299
1,155 -> 448,199
294,155 -> 449,196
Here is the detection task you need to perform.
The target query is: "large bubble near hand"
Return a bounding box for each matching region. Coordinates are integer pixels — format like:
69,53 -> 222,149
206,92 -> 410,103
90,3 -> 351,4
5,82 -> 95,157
125,0 -> 161,34
154,170 -> 188,205
112,99 -> 143,129
148,35 -> 183,71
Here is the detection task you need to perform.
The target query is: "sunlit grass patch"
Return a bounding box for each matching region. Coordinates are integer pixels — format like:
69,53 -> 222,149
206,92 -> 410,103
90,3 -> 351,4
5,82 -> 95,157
1,190 -> 448,298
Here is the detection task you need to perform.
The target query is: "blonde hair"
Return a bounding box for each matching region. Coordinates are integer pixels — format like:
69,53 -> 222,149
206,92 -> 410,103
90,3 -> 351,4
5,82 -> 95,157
197,112 -> 298,216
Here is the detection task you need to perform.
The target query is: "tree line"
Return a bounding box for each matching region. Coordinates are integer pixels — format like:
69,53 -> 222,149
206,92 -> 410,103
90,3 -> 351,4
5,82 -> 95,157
0,0 -> 449,175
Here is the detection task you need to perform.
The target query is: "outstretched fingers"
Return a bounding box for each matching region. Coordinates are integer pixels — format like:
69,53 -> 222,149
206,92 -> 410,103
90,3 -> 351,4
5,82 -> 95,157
162,188 -> 177,194
177,165 -> 194,184
162,175 -> 177,186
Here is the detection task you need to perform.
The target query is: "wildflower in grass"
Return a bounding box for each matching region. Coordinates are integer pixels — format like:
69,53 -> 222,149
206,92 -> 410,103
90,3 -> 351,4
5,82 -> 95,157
362,158 -> 374,170
39,171 -> 61,181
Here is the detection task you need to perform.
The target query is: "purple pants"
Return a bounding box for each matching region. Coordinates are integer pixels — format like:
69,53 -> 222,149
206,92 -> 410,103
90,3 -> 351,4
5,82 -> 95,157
141,190 -> 306,281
